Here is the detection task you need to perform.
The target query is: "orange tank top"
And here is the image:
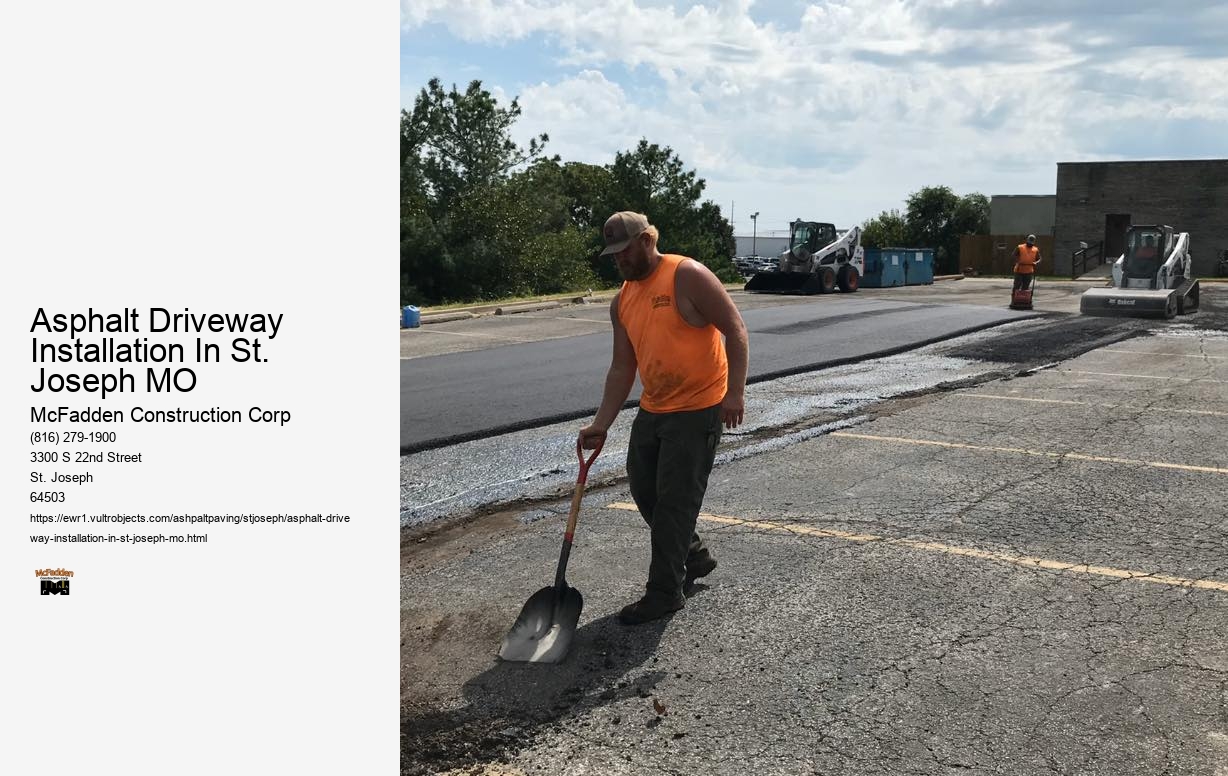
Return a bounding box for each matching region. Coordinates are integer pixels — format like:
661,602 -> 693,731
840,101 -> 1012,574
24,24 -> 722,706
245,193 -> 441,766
618,254 -> 728,413
1014,244 -> 1039,274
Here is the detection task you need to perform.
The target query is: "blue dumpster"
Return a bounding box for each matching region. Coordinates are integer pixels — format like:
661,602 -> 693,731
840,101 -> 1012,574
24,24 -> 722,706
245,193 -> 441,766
903,249 -> 934,285
861,248 -> 906,288
402,305 -> 421,328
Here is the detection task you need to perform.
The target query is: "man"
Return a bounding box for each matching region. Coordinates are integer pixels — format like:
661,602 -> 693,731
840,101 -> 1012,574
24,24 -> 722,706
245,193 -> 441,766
1012,234 -> 1041,292
579,211 -> 749,625
1135,234 -> 1158,261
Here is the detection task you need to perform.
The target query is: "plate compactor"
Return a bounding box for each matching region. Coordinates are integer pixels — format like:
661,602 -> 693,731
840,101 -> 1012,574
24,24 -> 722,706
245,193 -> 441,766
1009,276 -> 1035,310
1080,225 -> 1200,318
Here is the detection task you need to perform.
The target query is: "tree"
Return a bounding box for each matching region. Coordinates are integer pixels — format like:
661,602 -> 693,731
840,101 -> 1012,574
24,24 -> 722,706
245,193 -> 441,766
403,78 -> 551,216
861,209 -> 908,249
559,162 -> 614,232
603,140 -> 738,281
401,78 -> 560,303
400,83 -> 740,304
519,227 -> 600,294
903,186 -> 989,274
686,200 -> 740,283
950,192 -> 990,239
905,185 -> 959,271
607,140 -> 704,218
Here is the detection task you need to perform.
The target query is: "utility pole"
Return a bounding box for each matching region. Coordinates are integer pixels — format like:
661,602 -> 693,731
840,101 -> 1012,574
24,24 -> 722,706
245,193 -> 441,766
751,212 -> 760,257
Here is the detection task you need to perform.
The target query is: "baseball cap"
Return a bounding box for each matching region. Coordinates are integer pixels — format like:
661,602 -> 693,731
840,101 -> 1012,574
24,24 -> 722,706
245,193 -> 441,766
600,212 -> 650,255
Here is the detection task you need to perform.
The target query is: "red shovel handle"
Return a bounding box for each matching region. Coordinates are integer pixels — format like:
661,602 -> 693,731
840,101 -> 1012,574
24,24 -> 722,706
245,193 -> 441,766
564,436 -> 603,542
575,436 -> 604,484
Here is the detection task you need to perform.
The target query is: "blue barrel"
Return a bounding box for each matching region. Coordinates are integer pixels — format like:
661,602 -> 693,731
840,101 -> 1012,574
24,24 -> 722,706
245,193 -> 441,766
402,305 -> 421,328
903,249 -> 934,285
861,248 -> 906,288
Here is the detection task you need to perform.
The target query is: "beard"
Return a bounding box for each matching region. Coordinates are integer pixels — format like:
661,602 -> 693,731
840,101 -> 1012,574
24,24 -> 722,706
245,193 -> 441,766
615,245 -> 652,280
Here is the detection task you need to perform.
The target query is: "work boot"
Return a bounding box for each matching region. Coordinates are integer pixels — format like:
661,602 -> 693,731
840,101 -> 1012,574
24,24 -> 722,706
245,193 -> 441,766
617,594 -> 684,626
684,552 -> 718,593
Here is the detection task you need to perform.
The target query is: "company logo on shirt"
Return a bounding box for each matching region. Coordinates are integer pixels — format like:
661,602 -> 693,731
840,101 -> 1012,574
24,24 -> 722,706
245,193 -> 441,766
651,294 -> 671,309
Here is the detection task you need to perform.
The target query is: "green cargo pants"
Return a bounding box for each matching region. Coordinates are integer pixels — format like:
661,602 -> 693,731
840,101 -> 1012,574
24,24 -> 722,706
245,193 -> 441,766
626,403 -> 722,601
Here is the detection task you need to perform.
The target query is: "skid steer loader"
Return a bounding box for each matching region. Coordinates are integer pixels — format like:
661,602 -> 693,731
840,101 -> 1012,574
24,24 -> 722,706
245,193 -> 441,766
1080,225 -> 1200,318
744,220 -> 863,294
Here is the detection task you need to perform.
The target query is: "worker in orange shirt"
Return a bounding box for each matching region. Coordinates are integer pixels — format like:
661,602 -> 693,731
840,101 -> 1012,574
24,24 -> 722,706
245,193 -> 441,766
1012,234 -> 1041,292
579,211 -> 749,625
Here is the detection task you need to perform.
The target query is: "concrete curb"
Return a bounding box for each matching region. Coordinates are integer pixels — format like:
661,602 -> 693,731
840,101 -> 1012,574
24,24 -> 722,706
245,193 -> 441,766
417,311 -> 476,325
494,301 -> 561,315
408,295 -> 605,327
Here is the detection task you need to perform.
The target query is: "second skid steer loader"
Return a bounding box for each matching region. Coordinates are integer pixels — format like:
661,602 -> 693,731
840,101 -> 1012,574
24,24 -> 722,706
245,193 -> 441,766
1080,225 -> 1200,318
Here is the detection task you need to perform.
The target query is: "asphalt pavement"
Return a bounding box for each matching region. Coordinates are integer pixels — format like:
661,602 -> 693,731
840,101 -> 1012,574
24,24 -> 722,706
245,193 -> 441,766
400,284 -> 1045,453
401,281 -> 1228,775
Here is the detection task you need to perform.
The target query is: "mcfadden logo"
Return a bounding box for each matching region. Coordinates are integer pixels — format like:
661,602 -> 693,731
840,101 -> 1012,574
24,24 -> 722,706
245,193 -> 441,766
651,294 -> 671,309
36,567 -> 73,595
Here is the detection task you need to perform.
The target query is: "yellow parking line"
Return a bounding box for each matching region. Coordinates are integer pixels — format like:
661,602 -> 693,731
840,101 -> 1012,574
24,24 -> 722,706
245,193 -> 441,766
828,431 -> 1228,475
956,393 -> 1228,418
1065,370 -> 1228,383
605,502 -> 1228,593
1097,349 -> 1228,360
407,329 -> 535,342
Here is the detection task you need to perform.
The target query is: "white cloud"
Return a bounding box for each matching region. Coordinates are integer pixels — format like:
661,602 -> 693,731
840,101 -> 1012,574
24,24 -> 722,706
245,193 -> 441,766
400,0 -> 451,30
402,0 -> 1228,231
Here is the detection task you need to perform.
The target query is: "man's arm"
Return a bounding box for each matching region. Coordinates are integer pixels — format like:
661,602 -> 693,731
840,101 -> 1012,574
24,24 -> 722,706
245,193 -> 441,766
677,260 -> 749,429
579,293 -> 637,449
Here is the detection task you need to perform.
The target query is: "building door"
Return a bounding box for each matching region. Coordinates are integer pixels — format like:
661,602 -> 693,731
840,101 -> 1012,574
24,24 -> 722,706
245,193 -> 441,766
1104,214 -> 1130,260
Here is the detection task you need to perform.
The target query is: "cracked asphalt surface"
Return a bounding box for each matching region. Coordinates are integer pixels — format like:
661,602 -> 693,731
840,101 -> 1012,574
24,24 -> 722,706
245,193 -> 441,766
402,281 -> 1228,775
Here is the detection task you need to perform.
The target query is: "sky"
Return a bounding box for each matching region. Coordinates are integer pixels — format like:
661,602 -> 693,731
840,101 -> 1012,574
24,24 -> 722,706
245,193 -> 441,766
401,0 -> 1228,238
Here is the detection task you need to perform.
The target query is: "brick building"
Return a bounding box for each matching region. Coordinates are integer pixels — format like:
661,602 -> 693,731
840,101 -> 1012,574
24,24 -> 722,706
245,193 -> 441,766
990,195 -> 1055,236
1054,159 -> 1228,277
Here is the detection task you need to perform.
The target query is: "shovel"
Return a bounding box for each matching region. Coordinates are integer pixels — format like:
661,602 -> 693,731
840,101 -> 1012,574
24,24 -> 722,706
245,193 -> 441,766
498,436 -> 603,663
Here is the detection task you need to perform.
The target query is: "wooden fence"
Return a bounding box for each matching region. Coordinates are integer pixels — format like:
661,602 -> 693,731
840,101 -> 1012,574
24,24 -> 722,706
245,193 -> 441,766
958,234 -> 1054,276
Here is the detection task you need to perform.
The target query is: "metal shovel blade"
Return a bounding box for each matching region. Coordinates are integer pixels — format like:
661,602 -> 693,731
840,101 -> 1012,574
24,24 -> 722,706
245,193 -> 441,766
497,584 -> 583,663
